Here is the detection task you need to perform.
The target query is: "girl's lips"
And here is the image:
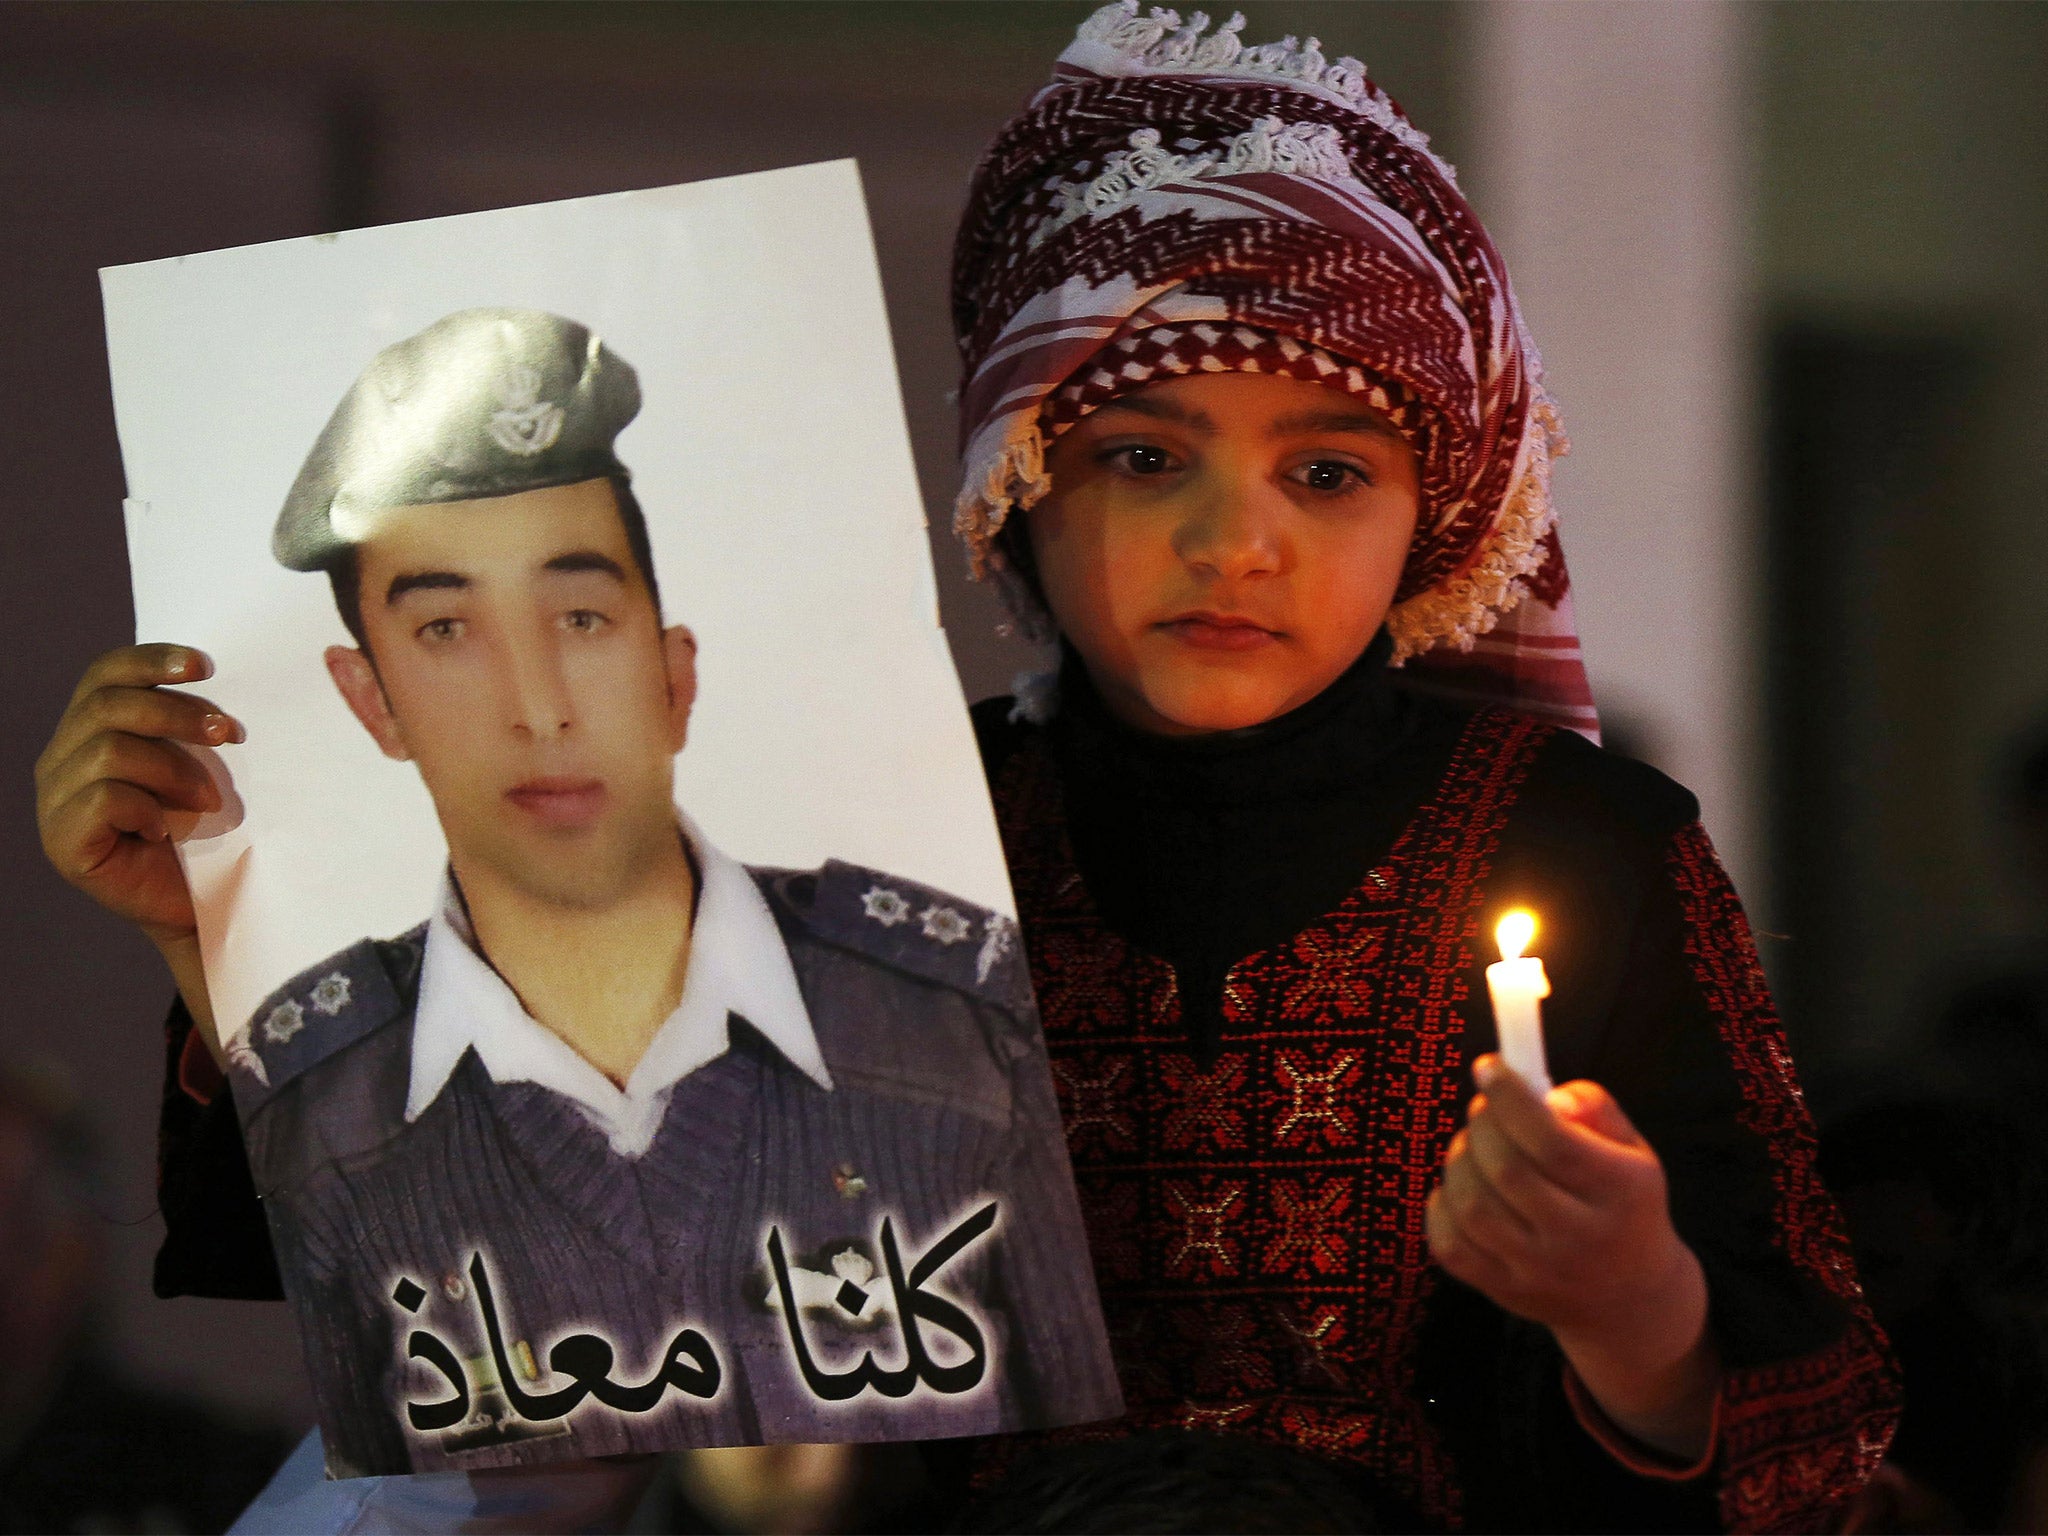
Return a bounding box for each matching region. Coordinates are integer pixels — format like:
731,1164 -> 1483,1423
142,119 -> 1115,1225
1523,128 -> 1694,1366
1158,614 -> 1281,652
505,778 -> 608,829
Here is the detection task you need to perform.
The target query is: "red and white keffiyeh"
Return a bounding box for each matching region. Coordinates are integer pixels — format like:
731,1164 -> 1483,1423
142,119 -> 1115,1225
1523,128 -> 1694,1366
950,2 -> 1597,736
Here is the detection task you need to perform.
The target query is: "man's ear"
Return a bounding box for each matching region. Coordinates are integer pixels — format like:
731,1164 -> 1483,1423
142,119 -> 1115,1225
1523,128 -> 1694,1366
324,646 -> 412,762
662,624 -> 698,754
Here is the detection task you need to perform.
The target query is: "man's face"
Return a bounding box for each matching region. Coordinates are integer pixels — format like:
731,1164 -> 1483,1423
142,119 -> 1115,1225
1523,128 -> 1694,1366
325,477 -> 695,912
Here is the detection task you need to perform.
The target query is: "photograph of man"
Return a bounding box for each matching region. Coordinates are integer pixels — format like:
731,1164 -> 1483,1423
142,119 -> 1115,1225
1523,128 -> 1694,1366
226,308 -> 1120,1477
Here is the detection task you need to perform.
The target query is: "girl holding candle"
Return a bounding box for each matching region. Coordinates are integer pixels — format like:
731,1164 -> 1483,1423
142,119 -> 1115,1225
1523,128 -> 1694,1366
944,9 -> 1896,1527
43,5 -> 1898,1530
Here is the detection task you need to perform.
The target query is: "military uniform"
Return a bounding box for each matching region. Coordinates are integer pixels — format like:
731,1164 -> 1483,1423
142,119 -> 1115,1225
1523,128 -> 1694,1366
232,858 -> 1120,1477
227,307 -> 1119,1476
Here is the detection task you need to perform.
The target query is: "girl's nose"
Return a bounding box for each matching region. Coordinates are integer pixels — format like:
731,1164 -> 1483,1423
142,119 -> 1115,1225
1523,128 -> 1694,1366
1170,472 -> 1284,581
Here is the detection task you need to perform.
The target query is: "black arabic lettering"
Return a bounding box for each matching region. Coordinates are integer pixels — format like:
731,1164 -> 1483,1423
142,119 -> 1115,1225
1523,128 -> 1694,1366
395,1254 -> 721,1429
893,1202 -> 995,1394
469,1251 -> 593,1421
546,1327 -> 724,1414
770,1226 -> 916,1401
467,1251 -> 722,1422
403,1329 -> 470,1432
770,1201 -> 998,1403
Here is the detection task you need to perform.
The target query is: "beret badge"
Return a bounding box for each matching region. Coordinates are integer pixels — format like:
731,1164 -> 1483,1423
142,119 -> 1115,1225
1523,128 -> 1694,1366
488,364 -> 565,458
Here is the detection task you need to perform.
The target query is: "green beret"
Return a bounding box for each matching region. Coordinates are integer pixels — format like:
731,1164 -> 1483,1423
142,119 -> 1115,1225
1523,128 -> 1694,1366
274,308 -> 642,573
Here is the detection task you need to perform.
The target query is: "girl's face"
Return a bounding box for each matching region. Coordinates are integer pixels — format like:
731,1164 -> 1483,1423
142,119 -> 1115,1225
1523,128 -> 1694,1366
1027,371 -> 1422,736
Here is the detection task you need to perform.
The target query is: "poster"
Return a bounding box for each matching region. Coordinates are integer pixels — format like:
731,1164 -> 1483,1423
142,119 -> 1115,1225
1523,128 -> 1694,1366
101,161 -> 1120,1476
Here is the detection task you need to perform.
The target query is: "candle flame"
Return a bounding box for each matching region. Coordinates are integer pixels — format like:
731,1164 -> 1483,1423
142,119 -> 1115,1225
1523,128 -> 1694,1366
1496,909 -> 1536,962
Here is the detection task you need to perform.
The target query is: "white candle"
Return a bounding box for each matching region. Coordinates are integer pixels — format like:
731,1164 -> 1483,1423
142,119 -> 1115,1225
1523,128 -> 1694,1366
1486,909 -> 1552,1093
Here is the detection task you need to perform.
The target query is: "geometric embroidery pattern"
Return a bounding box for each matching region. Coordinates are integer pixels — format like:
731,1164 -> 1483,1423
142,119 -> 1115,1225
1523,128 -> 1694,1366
1176,1302 -> 1277,1397
992,706 -> 1544,1529
1157,1054 -> 1250,1152
1051,1054 -> 1137,1156
986,712 -> 1898,1533
1263,1176 -> 1354,1276
1163,1179 -> 1244,1280
1275,925 -> 1385,1021
1270,1048 -> 1364,1148
1666,823 -> 1902,1533
1275,1302 -> 1351,1389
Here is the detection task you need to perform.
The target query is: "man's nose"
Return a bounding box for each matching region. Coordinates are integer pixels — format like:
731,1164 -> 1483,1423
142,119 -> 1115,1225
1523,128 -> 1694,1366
1170,470 -> 1284,581
498,624 -> 575,741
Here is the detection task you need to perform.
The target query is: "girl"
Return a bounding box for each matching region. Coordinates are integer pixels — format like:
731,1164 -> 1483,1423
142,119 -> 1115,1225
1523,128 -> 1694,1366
937,11 -> 1895,1528
38,6 -> 1897,1530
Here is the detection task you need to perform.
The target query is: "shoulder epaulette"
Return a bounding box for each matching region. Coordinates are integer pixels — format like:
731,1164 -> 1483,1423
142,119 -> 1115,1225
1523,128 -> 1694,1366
224,923 -> 427,1115
759,862 -> 1033,1018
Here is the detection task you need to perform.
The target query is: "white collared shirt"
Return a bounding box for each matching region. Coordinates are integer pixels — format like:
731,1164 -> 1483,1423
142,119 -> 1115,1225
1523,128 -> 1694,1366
405,813 -> 833,1158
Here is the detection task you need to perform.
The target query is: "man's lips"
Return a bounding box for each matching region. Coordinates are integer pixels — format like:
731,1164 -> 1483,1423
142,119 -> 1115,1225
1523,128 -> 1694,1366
1157,611 -> 1283,652
504,777 -> 608,829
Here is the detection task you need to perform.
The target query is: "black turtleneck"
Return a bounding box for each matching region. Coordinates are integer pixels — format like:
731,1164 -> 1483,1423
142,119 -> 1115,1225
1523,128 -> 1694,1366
1029,630 -> 1469,1062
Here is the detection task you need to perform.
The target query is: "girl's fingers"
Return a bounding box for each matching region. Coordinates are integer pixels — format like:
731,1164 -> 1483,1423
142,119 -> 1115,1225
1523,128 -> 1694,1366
1441,1132 -> 1537,1243
71,643 -> 212,698
76,777 -> 172,849
46,779 -> 171,879
41,730 -> 221,825
1425,1189 -> 1517,1295
42,779 -> 197,938
1547,1080 -> 1647,1148
46,685 -> 241,772
41,647 -> 235,779
1472,1055 -> 1608,1199
93,684 -> 241,748
1464,1105 -> 1586,1227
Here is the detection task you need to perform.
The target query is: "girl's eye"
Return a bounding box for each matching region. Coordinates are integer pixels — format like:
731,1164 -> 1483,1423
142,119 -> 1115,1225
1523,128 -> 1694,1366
417,617 -> 465,644
562,609 -> 609,634
1294,459 -> 1368,493
1105,444 -> 1177,476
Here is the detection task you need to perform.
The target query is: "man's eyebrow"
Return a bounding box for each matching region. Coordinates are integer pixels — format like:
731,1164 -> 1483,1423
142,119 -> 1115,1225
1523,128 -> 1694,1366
1091,395 -> 1219,434
385,571 -> 469,605
543,551 -> 629,582
1268,407 -> 1405,442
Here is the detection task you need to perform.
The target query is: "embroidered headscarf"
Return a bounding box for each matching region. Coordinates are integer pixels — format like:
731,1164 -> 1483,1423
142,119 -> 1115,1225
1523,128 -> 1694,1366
950,3 -> 1597,736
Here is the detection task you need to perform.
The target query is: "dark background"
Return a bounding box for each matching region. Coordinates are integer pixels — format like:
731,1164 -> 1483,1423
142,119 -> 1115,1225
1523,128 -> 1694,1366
3,0 -> 2044,1458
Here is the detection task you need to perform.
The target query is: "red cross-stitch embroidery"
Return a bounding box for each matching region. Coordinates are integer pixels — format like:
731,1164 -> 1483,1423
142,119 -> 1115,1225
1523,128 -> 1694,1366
1051,1053 -> 1136,1155
1181,1401 -> 1257,1433
1263,1176 -> 1354,1277
1078,1177 -> 1145,1286
1274,925 -> 1386,1020
1666,822 -> 1901,1534
1270,1048 -> 1365,1149
988,710 -> 1897,1530
1176,1303 -> 1278,1397
991,706 -> 1542,1529
1163,1179 -> 1244,1280
1275,1303 -> 1351,1390
1158,1053 -> 1251,1151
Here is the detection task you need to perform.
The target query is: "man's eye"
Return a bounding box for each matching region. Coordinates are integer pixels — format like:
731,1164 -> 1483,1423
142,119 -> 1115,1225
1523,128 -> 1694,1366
562,609 -> 610,634
1106,444 -> 1176,476
416,617 -> 465,643
1294,459 -> 1367,493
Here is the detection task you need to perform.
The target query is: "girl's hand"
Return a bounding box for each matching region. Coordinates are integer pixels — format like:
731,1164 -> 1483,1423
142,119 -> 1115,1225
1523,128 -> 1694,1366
1426,1054 -> 1720,1461
35,643 -> 236,1050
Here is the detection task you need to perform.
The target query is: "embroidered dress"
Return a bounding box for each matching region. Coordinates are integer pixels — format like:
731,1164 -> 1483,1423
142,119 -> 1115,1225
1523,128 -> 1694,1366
972,673 -> 1898,1534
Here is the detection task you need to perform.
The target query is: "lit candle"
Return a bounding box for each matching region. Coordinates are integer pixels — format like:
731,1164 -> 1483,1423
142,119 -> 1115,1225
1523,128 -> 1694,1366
1486,909 -> 1552,1093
